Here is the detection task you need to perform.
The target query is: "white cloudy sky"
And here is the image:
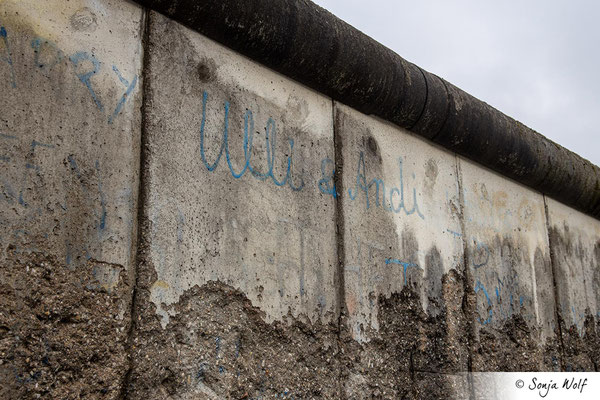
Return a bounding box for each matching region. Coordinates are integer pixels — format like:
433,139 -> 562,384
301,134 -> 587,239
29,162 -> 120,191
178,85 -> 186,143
312,0 -> 600,166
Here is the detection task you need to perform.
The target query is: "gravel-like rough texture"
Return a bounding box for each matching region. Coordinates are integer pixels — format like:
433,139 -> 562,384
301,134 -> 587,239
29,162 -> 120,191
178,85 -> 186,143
341,270 -> 471,399
0,250 -> 131,399
127,277 -> 342,399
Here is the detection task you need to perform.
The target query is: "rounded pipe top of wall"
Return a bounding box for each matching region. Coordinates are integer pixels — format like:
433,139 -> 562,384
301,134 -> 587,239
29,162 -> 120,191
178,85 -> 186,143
133,0 -> 600,219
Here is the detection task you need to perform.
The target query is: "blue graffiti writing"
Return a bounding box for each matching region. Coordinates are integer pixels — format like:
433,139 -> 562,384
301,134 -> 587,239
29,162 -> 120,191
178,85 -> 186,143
318,157 -> 337,197
109,65 -> 137,124
474,280 -> 493,325
1,26 -> 137,123
445,228 -> 463,238
348,151 -> 425,219
199,90 -> 304,191
69,51 -> 104,112
385,258 -> 422,285
31,38 -> 64,73
0,24 -> 17,88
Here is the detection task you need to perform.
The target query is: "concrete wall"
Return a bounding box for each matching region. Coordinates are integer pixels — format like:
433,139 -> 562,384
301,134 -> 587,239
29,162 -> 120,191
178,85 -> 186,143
0,0 -> 143,398
1,1 -> 599,399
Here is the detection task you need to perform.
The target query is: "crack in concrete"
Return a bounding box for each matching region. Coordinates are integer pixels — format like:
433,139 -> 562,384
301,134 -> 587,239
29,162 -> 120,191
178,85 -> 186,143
120,8 -> 152,400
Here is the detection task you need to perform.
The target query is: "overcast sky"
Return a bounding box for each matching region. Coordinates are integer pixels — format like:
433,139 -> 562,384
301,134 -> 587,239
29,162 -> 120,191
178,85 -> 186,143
312,0 -> 600,166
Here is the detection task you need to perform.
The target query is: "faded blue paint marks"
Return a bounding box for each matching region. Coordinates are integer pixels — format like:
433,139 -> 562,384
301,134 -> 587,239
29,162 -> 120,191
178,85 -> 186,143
108,65 -> 137,124
199,90 -> 304,191
385,258 -> 421,285
31,140 -> 55,150
196,362 -> 209,381
0,25 -> 17,88
2,26 -> 134,117
95,160 -> 106,231
18,185 -> 29,207
65,244 -> 72,266
70,51 -> 104,112
1,133 -> 17,140
318,157 -> 337,197
0,179 -> 16,203
1,133 -> 16,163
234,338 -> 240,359
112,65 -> 129,86
215,336 -> 221,357
474,280 -> 493,325
472,240 -> 490,269
445,229 -> 462,238
348,152 -> 425,219
31,37 -> 64,72
67,154 -> 81,178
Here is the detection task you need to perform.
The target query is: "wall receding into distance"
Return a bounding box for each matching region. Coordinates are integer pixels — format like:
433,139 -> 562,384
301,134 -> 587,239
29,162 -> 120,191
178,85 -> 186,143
1,1 -> 598,399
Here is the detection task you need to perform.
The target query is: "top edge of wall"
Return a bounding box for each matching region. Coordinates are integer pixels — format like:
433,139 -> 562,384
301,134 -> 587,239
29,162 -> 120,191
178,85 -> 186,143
131,0 -> 600,221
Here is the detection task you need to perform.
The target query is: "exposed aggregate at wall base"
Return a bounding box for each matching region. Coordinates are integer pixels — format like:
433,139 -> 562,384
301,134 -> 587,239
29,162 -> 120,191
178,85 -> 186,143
0,0 -> 599,399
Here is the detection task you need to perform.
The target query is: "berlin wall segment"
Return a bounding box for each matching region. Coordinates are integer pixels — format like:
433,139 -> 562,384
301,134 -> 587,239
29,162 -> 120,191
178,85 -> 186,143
545,198 -> 600,372
458,157 -> 559,374
126,10 -> 572,398
0,0 -> 144,399
127,11 -> 469,399
1,1 -> 599,399
127,12 -> 341,399
334,103 -> 471,399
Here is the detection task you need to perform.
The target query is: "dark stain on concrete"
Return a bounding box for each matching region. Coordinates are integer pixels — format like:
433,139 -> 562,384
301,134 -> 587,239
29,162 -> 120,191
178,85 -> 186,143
425,246 -> 444,317
547,225 -> 599,371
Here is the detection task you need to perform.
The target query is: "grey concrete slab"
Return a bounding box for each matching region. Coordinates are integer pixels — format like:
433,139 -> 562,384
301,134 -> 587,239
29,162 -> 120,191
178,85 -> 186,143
335,102 -> 468,397
458,157 -> 558,371
129,12 -> 340,399
0,0 -> 144,398
546,197 -> 600,371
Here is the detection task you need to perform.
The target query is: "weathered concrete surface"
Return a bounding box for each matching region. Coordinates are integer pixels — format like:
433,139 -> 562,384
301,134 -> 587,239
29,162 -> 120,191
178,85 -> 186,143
458,157 -> 559,371
546,197 -> 600,371
335,103 -> 470,398
2,1 -> 600,398
0,0 -> 144,398
128,13 -> 341,398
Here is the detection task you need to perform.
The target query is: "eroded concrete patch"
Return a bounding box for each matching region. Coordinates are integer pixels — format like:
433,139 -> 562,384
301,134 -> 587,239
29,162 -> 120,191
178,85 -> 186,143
128,280 -> 341,399
340,270 -> 470,399
0,250 -> 131,399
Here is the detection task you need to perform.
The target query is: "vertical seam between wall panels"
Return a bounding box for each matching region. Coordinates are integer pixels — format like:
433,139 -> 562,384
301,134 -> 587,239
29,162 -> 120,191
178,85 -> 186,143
120,8 -> 151,400
454,154 -> 475,399
543,194 -> 567,371
332,99 -> 347,399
